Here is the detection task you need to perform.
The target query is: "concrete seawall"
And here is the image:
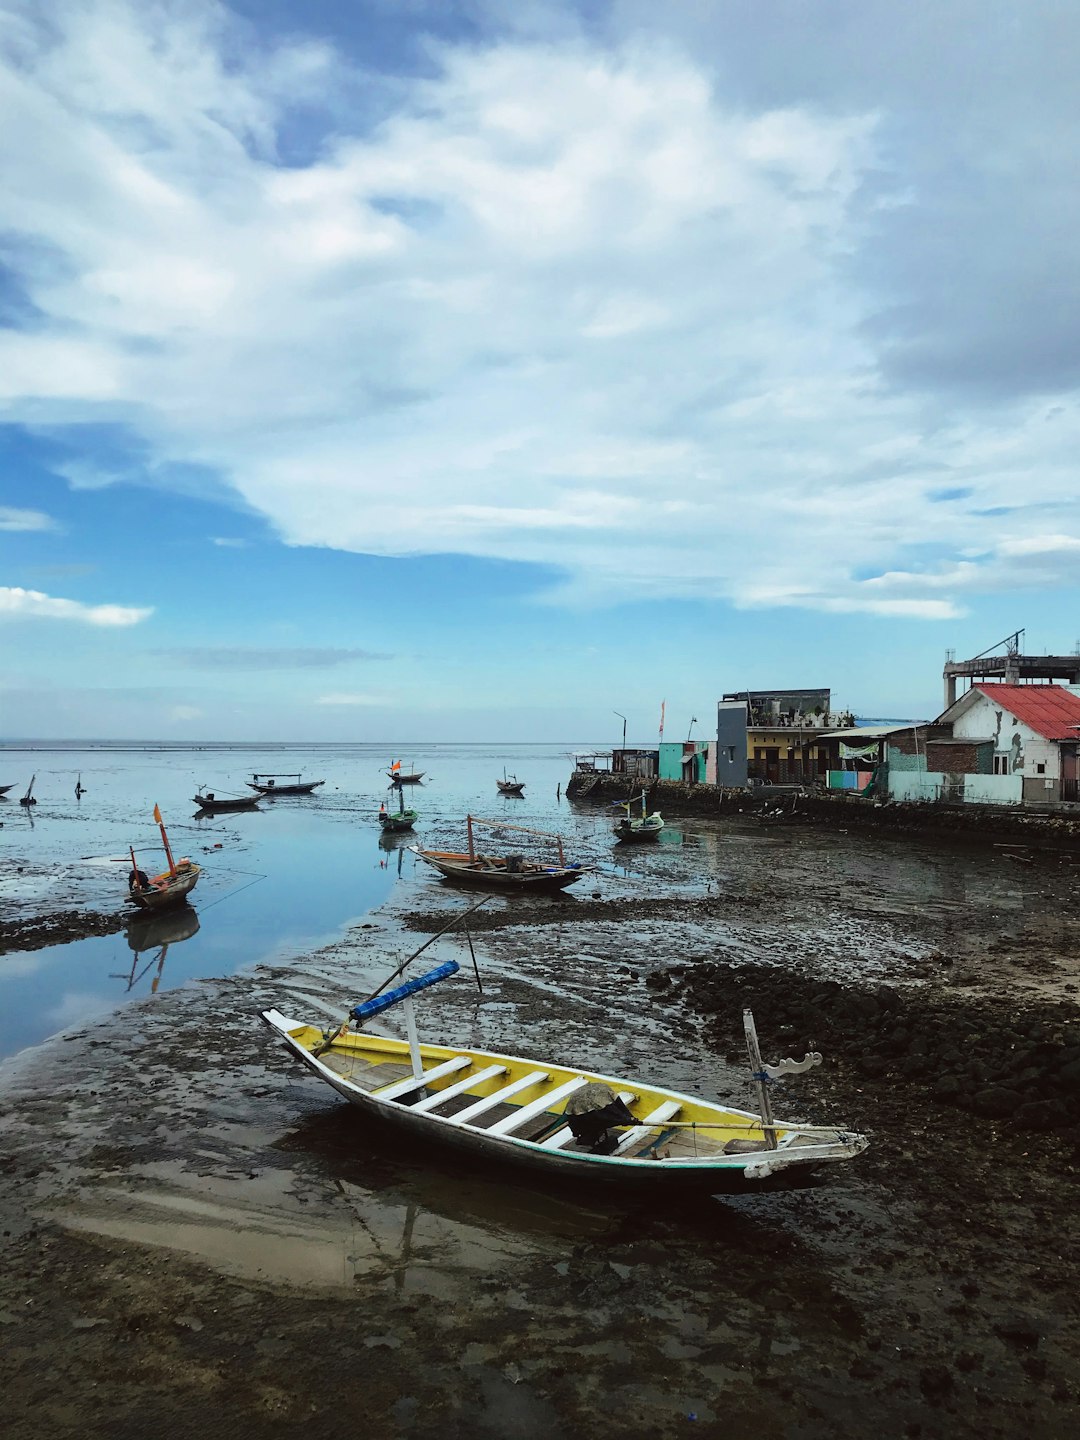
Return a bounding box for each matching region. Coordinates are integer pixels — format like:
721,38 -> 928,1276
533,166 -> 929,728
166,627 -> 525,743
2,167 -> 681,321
565,770 -> 1080,849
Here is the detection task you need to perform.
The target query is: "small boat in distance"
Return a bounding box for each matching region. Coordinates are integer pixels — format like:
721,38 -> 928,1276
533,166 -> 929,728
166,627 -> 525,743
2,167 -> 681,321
261,948 -> 868,1194
413,815 -> 586,892
193,790 -> 260,812
19,775 -> 37,807
247,773 -> 325,796
127,804 -> 201,911
380,778 -> 418,833
496,769 -> 525,796
386,761 -> 424,784
0,783 -> 15,797
613,792 -> 664,843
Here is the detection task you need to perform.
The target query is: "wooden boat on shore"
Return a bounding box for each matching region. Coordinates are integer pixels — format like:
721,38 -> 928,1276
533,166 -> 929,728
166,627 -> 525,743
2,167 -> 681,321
193,790 -> 260,812
0,783 -> 15,797
19,775 -> 37,807
126,805 -> 201,911
496,769 -> 525,796
247,772 -> 325,796
413,815 -> 586,892
613,792 -> 663,842
261,947 -> 867,1194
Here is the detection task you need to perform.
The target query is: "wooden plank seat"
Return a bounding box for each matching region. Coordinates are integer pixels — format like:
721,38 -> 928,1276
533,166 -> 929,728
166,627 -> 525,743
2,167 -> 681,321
612,1100 -> 682,1156
374,1055 -> 472,1101
485,1076 -> 590,1137
410,1063 -> 507,1113
536,1091 -> 637,1151
449,1071 -> 550,1126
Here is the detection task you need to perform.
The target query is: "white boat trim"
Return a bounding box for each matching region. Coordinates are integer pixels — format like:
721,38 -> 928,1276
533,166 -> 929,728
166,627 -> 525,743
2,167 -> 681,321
448,1070 -> 550,1125
373,1054 -> 471,1100
411,1063 -> 507,1113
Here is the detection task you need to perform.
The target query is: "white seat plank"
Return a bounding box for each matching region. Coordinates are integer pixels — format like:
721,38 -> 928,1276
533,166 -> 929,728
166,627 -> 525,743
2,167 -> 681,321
373,1055 -> 471,1101
536,1091 -> 637,1151
612,1099 -> 682,1155
448,1071 -> 550,1125
410,1063 -> 507,1114
484,1076 -> 589,1137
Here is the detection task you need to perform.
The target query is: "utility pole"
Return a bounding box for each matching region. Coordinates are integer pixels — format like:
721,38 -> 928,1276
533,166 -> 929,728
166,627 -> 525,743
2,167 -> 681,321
613,711 -> 627,751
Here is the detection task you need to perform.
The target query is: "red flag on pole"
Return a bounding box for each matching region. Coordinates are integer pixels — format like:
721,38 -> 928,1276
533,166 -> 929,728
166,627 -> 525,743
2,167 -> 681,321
658,700 -> 666,741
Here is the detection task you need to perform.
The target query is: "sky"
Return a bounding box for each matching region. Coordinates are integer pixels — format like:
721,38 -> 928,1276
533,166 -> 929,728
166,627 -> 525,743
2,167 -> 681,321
2,0 -> 1080,743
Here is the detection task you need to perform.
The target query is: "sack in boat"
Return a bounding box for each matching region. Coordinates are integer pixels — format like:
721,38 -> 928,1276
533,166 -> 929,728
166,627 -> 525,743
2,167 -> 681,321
564,1083 -> 638,1151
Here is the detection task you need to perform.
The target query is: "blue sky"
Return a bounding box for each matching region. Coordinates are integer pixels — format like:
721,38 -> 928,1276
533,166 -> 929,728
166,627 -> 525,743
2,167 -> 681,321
3,0 -> 1080,742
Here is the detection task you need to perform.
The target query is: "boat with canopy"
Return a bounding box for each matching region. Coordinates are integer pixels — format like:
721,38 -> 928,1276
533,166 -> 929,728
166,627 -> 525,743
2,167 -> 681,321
246,773 -> 325,796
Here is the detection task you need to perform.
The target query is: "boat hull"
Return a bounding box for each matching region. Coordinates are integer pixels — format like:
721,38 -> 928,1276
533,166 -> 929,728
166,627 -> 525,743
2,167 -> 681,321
247,781 -> 325,795
127,864 -> 201,910
380,812 -> 417,832
262,1012 -> 868,1194
193,796 -> 260,811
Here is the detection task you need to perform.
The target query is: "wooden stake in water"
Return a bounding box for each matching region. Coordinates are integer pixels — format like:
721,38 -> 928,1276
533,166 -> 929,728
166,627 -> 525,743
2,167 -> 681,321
743,1008 -> 778,1150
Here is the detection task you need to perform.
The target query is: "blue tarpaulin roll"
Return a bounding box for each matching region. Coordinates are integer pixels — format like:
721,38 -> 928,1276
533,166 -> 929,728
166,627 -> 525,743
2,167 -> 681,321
350,959 -> 460,1022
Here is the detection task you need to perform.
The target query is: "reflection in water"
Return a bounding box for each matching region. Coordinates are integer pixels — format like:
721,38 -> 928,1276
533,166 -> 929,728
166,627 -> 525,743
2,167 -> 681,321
115,906 -> 201,993
378,832 -> 409,876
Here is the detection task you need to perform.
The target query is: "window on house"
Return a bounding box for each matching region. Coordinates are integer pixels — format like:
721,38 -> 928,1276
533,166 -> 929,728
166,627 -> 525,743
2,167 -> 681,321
1036,763 -> 1046,775
993,754 -> 1010,775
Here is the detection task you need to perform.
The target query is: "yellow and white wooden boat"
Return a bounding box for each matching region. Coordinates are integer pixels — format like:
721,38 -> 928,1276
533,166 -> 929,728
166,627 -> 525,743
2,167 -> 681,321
261,963 -> 867,1193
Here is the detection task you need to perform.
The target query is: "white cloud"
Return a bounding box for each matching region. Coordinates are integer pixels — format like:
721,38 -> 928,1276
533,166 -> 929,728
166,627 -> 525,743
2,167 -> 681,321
0,586 -> 152,626
210,536 -> 249,547
0,1 -> 1077,621
0,506 -> 55,531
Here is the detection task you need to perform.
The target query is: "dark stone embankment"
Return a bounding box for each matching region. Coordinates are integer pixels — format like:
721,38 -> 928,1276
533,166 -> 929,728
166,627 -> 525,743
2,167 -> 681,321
567,770 -> 1080,850
0,909 -> 126,955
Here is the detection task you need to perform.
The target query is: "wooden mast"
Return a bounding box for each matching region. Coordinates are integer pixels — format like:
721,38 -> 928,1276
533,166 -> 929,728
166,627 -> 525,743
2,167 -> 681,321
153,804 -> 176,874
743,1008 -> 778,1149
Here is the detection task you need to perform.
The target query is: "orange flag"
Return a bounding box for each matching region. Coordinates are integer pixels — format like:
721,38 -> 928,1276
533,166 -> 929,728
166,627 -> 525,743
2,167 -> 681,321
391,760 -> 401,771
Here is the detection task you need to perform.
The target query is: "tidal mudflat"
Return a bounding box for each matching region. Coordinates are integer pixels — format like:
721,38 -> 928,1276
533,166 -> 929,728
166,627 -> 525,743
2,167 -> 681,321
1,776 -> 1078,1437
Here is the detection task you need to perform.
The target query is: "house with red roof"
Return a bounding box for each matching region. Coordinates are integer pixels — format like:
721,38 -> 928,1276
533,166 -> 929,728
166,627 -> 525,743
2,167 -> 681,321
937,683 -> 1080,803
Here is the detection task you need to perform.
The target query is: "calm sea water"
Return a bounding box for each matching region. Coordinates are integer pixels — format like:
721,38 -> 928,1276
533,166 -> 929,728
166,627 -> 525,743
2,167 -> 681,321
0,741 -> 633,1058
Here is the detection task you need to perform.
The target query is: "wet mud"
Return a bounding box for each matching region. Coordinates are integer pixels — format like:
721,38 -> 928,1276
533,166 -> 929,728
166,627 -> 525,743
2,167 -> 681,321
0,909 -> 126,955
1,819 -> 1078,1438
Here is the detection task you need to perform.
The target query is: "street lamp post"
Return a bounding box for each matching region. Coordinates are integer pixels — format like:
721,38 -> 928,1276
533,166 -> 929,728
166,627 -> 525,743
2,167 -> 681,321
613,711 -> 627,752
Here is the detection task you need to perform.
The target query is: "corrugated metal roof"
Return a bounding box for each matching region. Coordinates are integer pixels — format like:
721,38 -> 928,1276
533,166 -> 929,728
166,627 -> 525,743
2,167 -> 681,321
975,683 -> 1080,741
819,725 -> 917,740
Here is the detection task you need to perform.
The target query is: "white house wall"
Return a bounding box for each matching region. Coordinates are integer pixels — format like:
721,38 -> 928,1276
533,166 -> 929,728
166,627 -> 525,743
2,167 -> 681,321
949,694 -> 1061,780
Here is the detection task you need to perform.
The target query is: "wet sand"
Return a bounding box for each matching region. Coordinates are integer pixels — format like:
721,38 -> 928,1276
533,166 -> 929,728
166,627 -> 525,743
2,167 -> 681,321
1,817 -> 1078,1438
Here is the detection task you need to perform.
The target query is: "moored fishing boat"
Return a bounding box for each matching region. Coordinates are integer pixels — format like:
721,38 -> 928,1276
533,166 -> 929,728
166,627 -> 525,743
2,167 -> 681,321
261,937 -> 867,1194
379,777 -> 418,833
496,768 -> 525,795
413,815 -> 586,892
613,792 -> 663,842
247,772 -> 325,796
386,760 -> 424,784
0,783 -> 15,797
19,775 -> 37,807
193,790 -> 261,812
126,805 -> 201,911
